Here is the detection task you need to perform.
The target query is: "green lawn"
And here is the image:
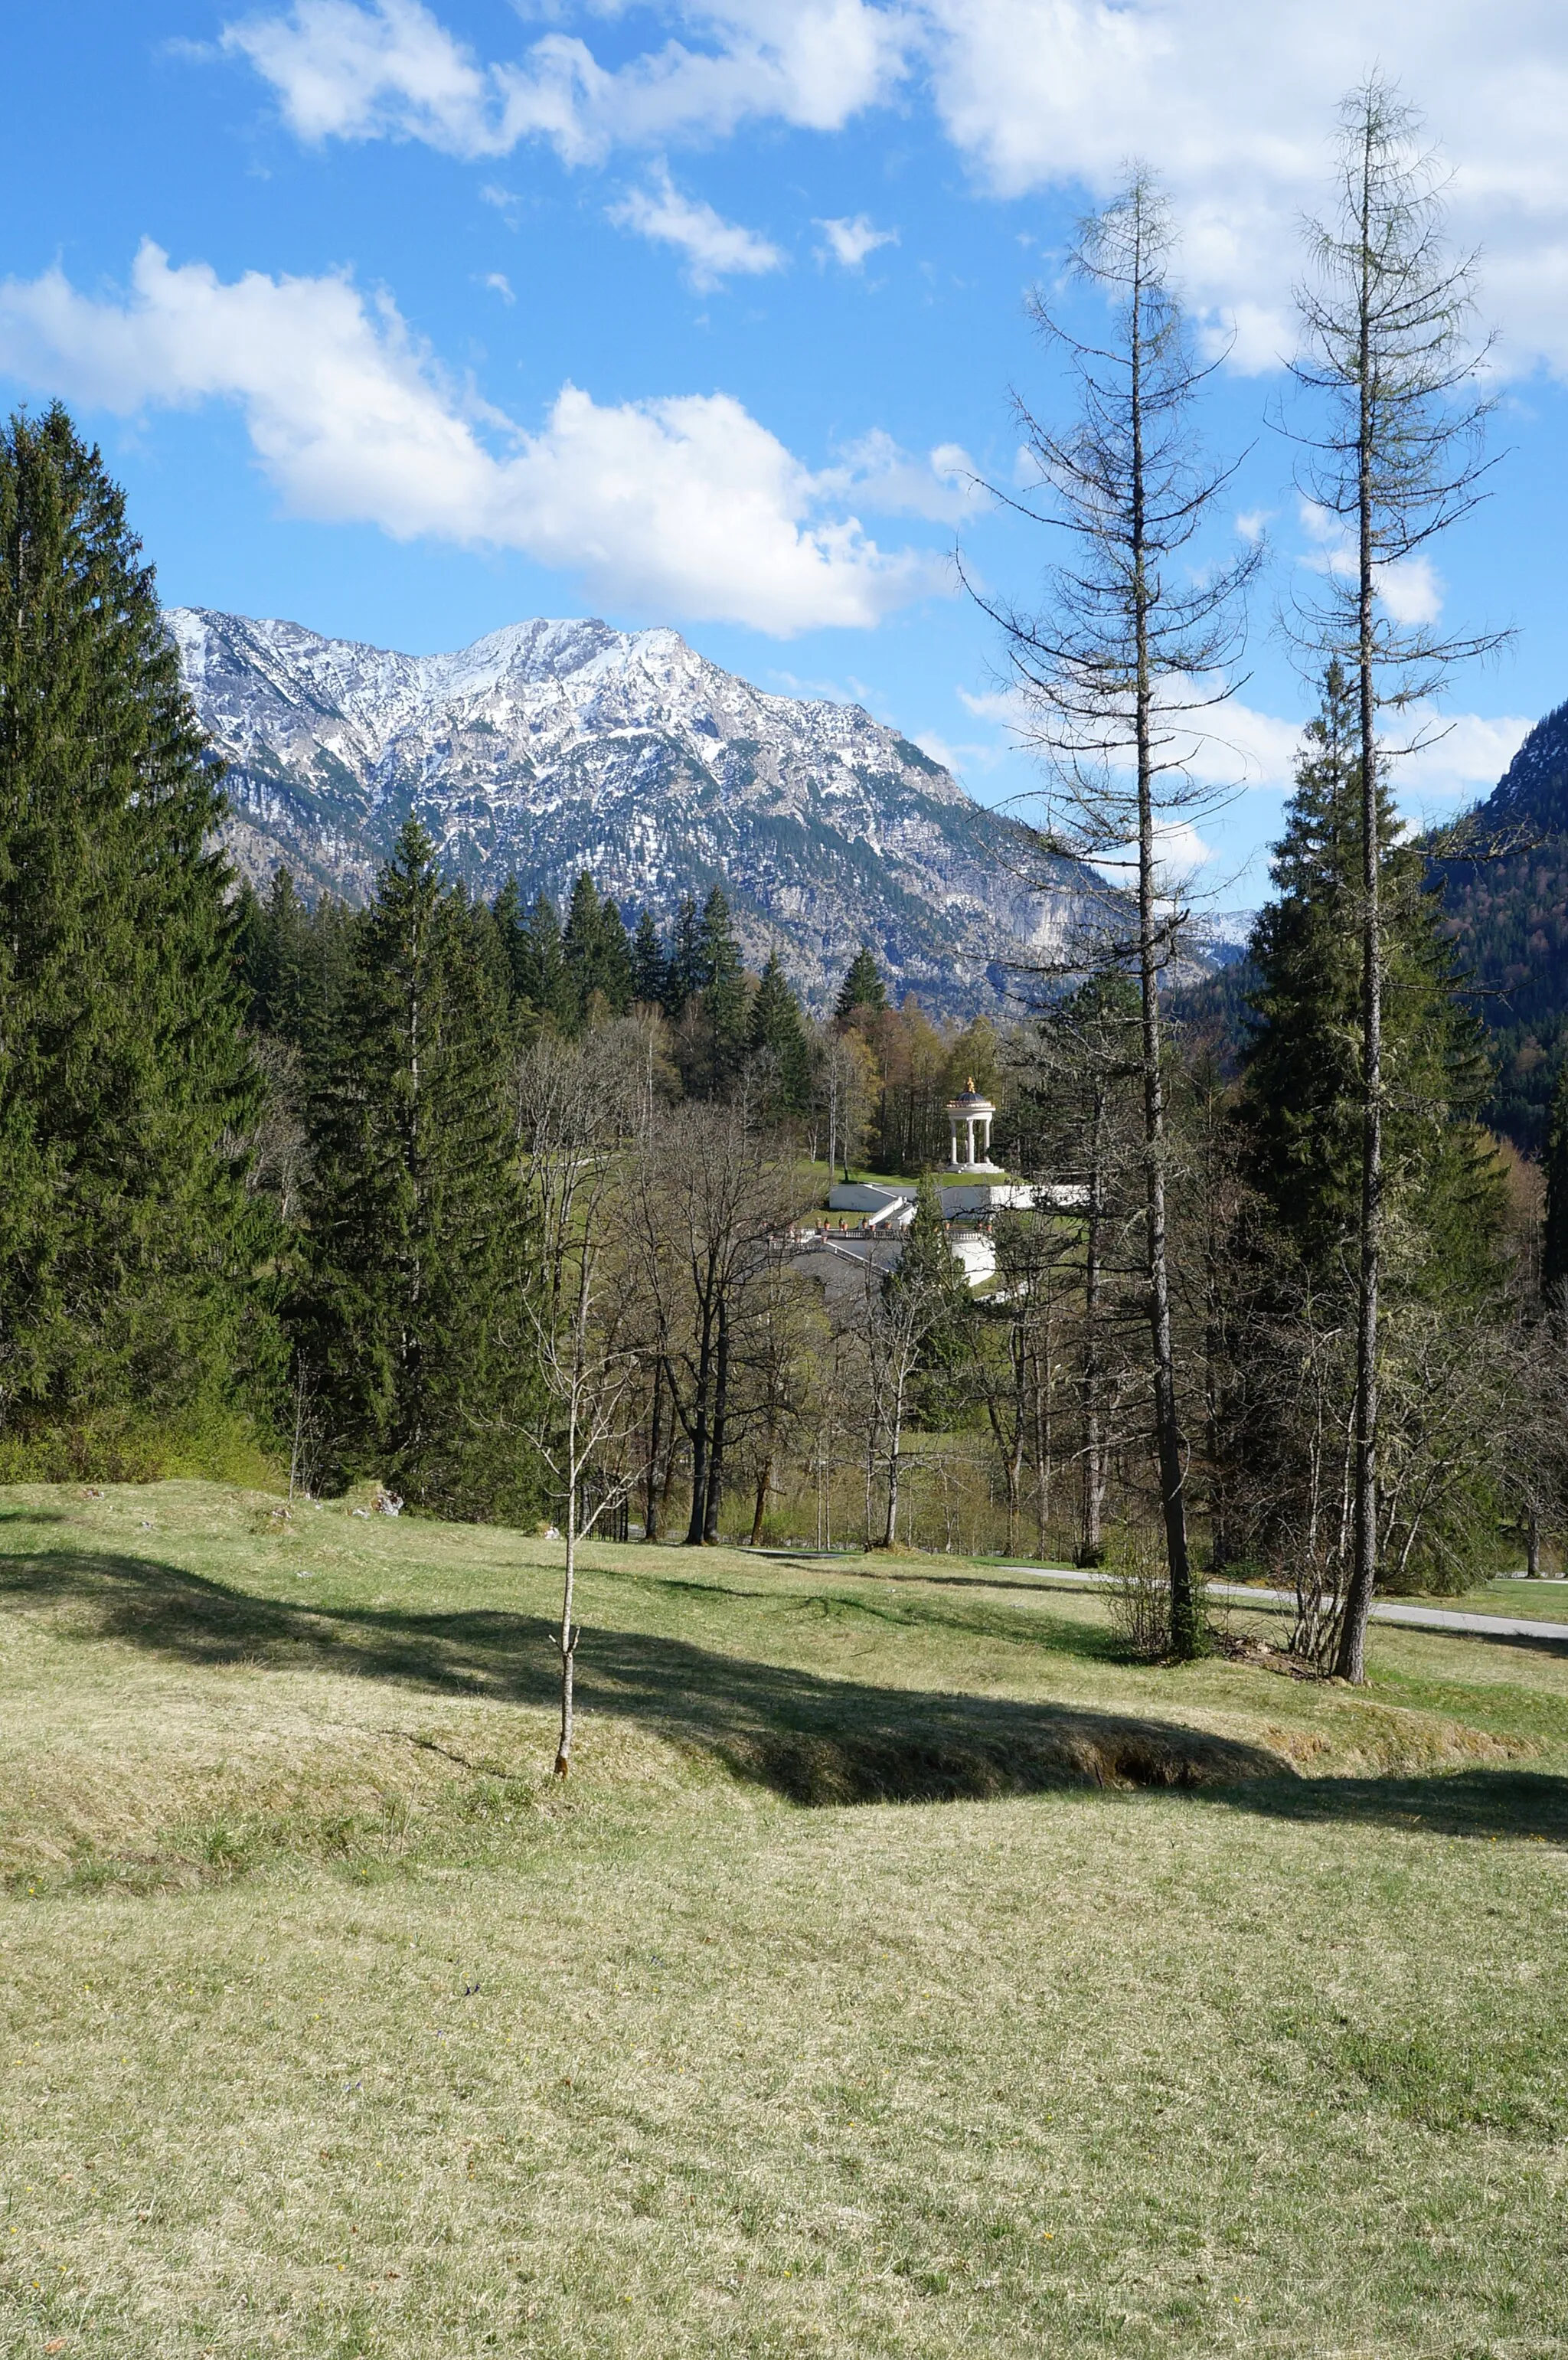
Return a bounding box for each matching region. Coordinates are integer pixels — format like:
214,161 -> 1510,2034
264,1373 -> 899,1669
1439,1576 -> 1568,1620
4,1483 -> 1568,2357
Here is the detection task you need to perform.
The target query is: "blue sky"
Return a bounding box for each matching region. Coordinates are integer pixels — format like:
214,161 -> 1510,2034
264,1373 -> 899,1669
4,1 -> 1567,910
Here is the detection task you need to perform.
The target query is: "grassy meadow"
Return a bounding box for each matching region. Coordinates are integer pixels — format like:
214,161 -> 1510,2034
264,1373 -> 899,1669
3,1482 -> 1568,2358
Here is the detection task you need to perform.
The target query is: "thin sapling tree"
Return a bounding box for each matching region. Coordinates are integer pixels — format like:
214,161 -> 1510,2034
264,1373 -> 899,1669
517,1032 -> 642,1777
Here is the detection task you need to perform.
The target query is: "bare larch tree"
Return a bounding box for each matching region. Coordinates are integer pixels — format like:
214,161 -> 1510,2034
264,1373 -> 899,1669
969,172 -> 1256,1656
1289,77 -> 1503,1682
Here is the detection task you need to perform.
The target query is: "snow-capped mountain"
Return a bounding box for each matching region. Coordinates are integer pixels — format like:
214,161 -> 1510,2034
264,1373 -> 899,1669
170,606 -> 1095,1012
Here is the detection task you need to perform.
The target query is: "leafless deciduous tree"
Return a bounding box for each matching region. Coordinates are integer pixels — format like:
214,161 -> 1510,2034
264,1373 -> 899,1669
517,1029 -> 645,1777
629,1096 -> 805,1545
1288,77 -> 1505,1681
851,1251 -> 933,1552
969,172 -> 1257,1656
737,1254 -> 826,1546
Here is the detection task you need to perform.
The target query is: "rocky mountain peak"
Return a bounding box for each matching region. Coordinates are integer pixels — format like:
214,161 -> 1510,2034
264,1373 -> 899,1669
170,604 -> 1089,1013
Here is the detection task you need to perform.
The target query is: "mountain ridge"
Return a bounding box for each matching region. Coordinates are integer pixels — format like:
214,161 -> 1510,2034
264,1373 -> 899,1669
1437,699 -> 1568,1151
172,605 -> 1094,1016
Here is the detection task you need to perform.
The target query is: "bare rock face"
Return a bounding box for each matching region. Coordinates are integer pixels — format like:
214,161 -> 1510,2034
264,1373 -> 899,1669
170,605 -> 1094,1014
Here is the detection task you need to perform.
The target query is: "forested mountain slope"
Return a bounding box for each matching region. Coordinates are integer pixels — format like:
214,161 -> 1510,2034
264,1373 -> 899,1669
1166,704 -> 1568,1153
171,606 -> 1099,1016
1437,700 -> 1568,1152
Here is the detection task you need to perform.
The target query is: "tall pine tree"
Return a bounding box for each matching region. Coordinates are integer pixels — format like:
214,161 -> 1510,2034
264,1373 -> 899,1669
1243,663 -> 1501,1301
498,887 -> 576,1032
0,404 -> 270,1457
630,907 -> 668,1008
298,820 -> 528,1516
699,886 -> 748,1090
665,894 -> 704,1016
745,949 -> 812,1115
1544,1064 -> 1568,1297
561,871 -> 631,1019
835,946 -> 887,1024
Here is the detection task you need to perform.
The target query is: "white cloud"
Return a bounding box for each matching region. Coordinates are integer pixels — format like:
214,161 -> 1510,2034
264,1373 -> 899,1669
224,0 -> 496,148
957,677 -> 1302,788
920,0 -> 1568,378
1374,556 -> 1445,628
0,241 -> 944,635
224,0 -> 912,166
482,271 -> 514,303
1092,818 -> 1215,889
815,214 -> 899,268
1153,819 -> 1216,876
1163,691 -> 1530,802
1396,710 -> 1534,799
1152,687 -> 1525,800
1177,697 -> 1308,792
220,2 -> 1568,380
608,166 -> 784,289
957,684 -> 1021,724
1297,501 -> 1449,626
825,429 -> 983,522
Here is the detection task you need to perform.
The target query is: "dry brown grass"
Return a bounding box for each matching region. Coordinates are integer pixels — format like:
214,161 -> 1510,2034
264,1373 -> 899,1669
4,1483 -> 1568,2356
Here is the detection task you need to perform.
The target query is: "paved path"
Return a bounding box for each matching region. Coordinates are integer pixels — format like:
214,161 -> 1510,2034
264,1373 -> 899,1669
987,1565 -> 1568,1646
756,1548 -> 1568,1645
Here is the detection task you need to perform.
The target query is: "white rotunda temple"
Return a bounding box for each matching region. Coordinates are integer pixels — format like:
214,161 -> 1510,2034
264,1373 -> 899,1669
946,1078 -> 1000,1172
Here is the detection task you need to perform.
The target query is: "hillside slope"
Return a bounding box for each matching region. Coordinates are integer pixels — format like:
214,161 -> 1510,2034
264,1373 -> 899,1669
172,606 -> 1096,1015
4,1480 -> 1566,2360
1438,700 -> 1568,1152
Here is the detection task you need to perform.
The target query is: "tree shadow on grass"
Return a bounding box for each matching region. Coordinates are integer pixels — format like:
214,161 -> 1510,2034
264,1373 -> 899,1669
1202,1767 -> 1568,1844
625,1560 -> 1125,1666
0,1544 -> 1279,1807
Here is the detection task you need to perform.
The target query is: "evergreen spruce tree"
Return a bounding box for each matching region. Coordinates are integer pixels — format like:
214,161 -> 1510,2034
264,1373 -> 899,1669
490,876 -> 521,948
666,894 -> 705,1016
0,403 -> 270,1453
699,886 -> 748,1087
562,872 -> 603,1015
1544,1064 -> 1568,1296
298,819 -> 528,1516
490,877 -> 526,1008
1243,664 -> 1501,1300
237,868 -> 315,1043
504,890 -> 574,1031
631,907 -> 668,1008
835,946 -> 887,1024
745,950 -> 812,1114
597,897 -> 635,1015
469,884 -> 514,1019
561,873 -> 635,1019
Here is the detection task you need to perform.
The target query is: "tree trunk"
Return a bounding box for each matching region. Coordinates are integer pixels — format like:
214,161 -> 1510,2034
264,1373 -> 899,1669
1527,1502 -> 1542,1579
643,1358 -> 665,1542
880,1368 -> 906,1549
749,1447 -> 774,1548
1337,152 -> 1382,1686
1080,1090 -> 1107,1566
703,1297 -> 730,1544
555,1430 -> 578,1777
1033,1318 -> 1053,1559
684,1306 -> 715,1546
1128,257 -> 1197,1658
1205,1299 -> 1227,1576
